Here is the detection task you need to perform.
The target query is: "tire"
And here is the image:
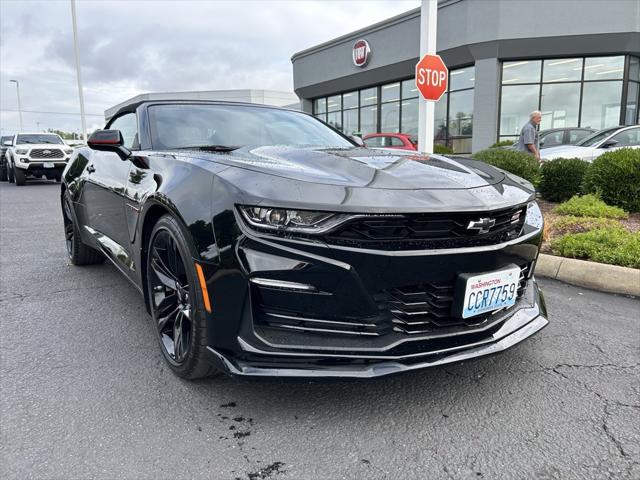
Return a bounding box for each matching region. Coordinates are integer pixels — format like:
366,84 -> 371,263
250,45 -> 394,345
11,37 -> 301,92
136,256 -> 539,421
0,163 -> 7,181
62,196 -> 104,265
55,172 -> 62,182
147,214 -> 218,379
8,162 -> 14,183
14,166 -> 26,186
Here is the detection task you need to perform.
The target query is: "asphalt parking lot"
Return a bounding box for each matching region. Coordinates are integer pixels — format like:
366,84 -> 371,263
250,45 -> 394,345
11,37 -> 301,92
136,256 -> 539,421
1,180 -> 639,480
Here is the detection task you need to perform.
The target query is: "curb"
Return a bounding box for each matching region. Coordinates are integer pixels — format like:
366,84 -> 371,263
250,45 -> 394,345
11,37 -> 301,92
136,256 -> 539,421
534,254 -> 640,297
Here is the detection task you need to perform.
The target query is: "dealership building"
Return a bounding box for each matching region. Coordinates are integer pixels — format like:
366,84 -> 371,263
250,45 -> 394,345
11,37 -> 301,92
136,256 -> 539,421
291,0 -> 640,153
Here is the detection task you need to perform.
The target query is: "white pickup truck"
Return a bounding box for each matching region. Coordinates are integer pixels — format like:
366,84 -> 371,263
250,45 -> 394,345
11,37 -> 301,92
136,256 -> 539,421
3,132 -> 74,186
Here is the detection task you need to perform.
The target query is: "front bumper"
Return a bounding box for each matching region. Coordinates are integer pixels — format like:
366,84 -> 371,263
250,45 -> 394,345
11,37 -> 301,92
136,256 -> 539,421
202,211 -> 547,379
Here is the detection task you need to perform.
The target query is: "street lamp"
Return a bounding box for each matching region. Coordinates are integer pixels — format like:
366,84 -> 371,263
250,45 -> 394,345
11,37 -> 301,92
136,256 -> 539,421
70,0 -> 87,142
9,79 -> 23,132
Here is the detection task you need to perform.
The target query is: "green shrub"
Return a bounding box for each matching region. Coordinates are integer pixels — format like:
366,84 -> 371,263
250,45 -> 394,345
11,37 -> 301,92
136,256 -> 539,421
554,194 -> 628,219
582,148 -> 640,212
549,215 -> 620,234
551,227 -> 640,269
434,144 -> 454,155
472,149 -> 540,184
538,158 -> 590,202
489,140 -> 516,148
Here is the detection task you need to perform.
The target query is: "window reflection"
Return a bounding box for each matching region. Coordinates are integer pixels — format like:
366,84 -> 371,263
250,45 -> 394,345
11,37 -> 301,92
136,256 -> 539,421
543,58 -> 582,82
581,81 -> 623,129
584,56 -> 624,80
381,102 -> 399,133
500,85 -> 540,136
502,60 -> 541,84
540,83 -> 580,129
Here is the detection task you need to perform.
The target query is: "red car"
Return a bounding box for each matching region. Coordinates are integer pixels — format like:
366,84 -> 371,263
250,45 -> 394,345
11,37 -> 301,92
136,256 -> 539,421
363,133 -> 418,151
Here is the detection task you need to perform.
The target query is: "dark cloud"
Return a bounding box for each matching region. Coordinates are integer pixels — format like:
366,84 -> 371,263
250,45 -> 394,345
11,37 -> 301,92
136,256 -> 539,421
1,0 -> 419,134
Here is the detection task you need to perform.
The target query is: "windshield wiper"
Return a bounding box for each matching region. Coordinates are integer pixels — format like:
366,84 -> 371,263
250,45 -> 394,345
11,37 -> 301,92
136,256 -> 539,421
173,145 -> 240,152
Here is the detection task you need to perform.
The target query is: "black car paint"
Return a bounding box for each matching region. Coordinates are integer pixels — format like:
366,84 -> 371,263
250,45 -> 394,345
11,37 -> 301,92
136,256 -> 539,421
62,100 -> 547,379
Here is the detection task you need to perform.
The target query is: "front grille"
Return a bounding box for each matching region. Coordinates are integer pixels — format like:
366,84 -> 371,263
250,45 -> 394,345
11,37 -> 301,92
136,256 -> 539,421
30,148 -> 64,159
375,263 -> 531,335
324,204 -> 527,250
258,311 -> 390,337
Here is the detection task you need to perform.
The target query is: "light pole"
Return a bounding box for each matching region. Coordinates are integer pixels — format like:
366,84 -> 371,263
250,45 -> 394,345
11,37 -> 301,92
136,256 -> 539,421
70,0 -> 87,142
36,121 -> 41,131
9,79 -> 23,132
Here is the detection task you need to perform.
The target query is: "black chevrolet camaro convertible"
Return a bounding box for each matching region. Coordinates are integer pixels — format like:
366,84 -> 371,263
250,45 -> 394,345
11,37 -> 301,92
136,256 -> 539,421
61,100 -> 547,379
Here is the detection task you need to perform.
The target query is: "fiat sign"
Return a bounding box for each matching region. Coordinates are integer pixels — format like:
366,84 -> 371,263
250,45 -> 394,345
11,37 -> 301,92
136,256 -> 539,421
415,54 -> 448,101
352,39 -> 371,67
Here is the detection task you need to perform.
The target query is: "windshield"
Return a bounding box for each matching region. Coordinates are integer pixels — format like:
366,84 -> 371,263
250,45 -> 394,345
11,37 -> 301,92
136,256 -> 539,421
148,104 -> 354,150
1,136 -> 12,144
16,134 -> 64,145
576,127 -> 619,147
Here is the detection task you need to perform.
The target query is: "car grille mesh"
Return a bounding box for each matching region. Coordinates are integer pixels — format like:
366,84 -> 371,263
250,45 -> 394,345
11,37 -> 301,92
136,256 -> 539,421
324,205 -> 527,250
256,263 -> 531,337
375,263 -> 531,335
30,148 -> 64,159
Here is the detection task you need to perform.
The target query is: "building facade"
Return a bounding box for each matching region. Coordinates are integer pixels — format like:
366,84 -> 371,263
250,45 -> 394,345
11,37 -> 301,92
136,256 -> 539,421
291,0 -> 640,153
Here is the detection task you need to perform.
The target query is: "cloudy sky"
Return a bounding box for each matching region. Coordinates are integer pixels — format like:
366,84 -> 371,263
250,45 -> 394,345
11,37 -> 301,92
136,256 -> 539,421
0,0 -> 419,135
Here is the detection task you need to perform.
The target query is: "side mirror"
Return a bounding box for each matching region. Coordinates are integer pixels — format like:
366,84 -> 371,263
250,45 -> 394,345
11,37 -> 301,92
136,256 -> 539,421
350,135 -> 364,147
2,141 -> 12,147
600,139 -> 619,149
88,129 -> 131,160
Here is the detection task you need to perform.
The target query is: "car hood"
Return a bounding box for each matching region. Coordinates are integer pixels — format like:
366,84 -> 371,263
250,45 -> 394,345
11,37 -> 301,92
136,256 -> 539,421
185,146 -> 506,191
541,145 -> 592,160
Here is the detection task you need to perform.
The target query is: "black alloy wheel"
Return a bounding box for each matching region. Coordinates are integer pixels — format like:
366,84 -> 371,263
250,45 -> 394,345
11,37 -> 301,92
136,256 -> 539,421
62,195 -> 104,265
146,215 -> 217,379
149,228 -> 194,364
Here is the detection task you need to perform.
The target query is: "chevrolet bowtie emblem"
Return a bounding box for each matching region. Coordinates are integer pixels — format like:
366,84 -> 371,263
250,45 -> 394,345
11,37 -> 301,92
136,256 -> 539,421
466,217 -> 495,234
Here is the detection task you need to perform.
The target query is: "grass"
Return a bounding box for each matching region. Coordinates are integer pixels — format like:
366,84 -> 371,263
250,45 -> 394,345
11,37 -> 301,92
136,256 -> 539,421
551,226 -> 640,269
553,194 -> 628,219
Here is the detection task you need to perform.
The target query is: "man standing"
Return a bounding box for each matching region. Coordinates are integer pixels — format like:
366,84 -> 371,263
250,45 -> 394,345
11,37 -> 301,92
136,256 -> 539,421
516,110 -> 541,161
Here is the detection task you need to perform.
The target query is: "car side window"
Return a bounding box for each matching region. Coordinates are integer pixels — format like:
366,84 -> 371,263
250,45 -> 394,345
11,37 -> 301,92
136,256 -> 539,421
610,128 -> 640,147
541,131 -> 563,147
389,137 -> 405,147
108,113 -> 139,150
569,129 -> 591,143
364,137 -> 384,147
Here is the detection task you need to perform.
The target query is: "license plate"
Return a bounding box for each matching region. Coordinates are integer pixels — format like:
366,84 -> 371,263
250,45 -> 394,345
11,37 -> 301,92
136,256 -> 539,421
43,162 -> 54,168
459,266 -> 521,319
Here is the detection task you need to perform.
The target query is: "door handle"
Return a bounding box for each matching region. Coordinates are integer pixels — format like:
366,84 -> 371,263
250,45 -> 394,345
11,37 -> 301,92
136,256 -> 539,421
86,164 -> 95,174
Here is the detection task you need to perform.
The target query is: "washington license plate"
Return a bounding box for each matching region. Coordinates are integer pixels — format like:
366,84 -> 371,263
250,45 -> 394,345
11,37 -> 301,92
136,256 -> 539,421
460,266 -> 521,319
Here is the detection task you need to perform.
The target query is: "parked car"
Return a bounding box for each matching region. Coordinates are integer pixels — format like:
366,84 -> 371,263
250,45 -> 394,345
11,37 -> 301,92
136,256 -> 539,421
541,125 -> 640,162
62,99 -> 547,380
0,135 -> 13,181
5,132 -> 74,185
363,133 -> 418,150
539,127 -> 595,148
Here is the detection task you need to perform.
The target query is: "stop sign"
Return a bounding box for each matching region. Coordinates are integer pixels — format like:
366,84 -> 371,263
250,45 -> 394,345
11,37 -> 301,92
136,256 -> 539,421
415,54 -> 448,101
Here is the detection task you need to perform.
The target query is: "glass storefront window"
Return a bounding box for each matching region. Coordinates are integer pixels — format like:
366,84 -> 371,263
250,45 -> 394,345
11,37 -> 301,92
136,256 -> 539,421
381,82 -> 400,103
401,98 -> 419,136
584,56 -> 625,80
343,109 -> 359,136
327,111 -> 342,131
580,81 -> 622,129
314,98 -> 326,115
434,94 -> 448,143
315,113 -> 327,123
625,82 -> 639,125
360,105 -> 377,136
381,102 -> 400,133
543,58 -> 582,82
540,83 -> 580,129
449,66 -> 475,91
342,91 -> 358,110
327,95 -> 341,112
502,60 -> 541,84
360,87 -> 377,106
401,79 -> 419,99
630,57 -> 640,82
448,90 -> 473,136
500,84 -> 540,136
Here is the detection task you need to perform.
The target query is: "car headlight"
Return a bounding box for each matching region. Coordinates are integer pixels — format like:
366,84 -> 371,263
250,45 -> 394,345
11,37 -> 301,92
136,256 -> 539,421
15,148 -> 28,155
238,206 -> 350,234
525,200 -> 543,230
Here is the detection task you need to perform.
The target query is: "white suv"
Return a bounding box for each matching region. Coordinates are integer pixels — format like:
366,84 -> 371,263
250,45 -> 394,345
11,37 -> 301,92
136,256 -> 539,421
4,133 -> 74,185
